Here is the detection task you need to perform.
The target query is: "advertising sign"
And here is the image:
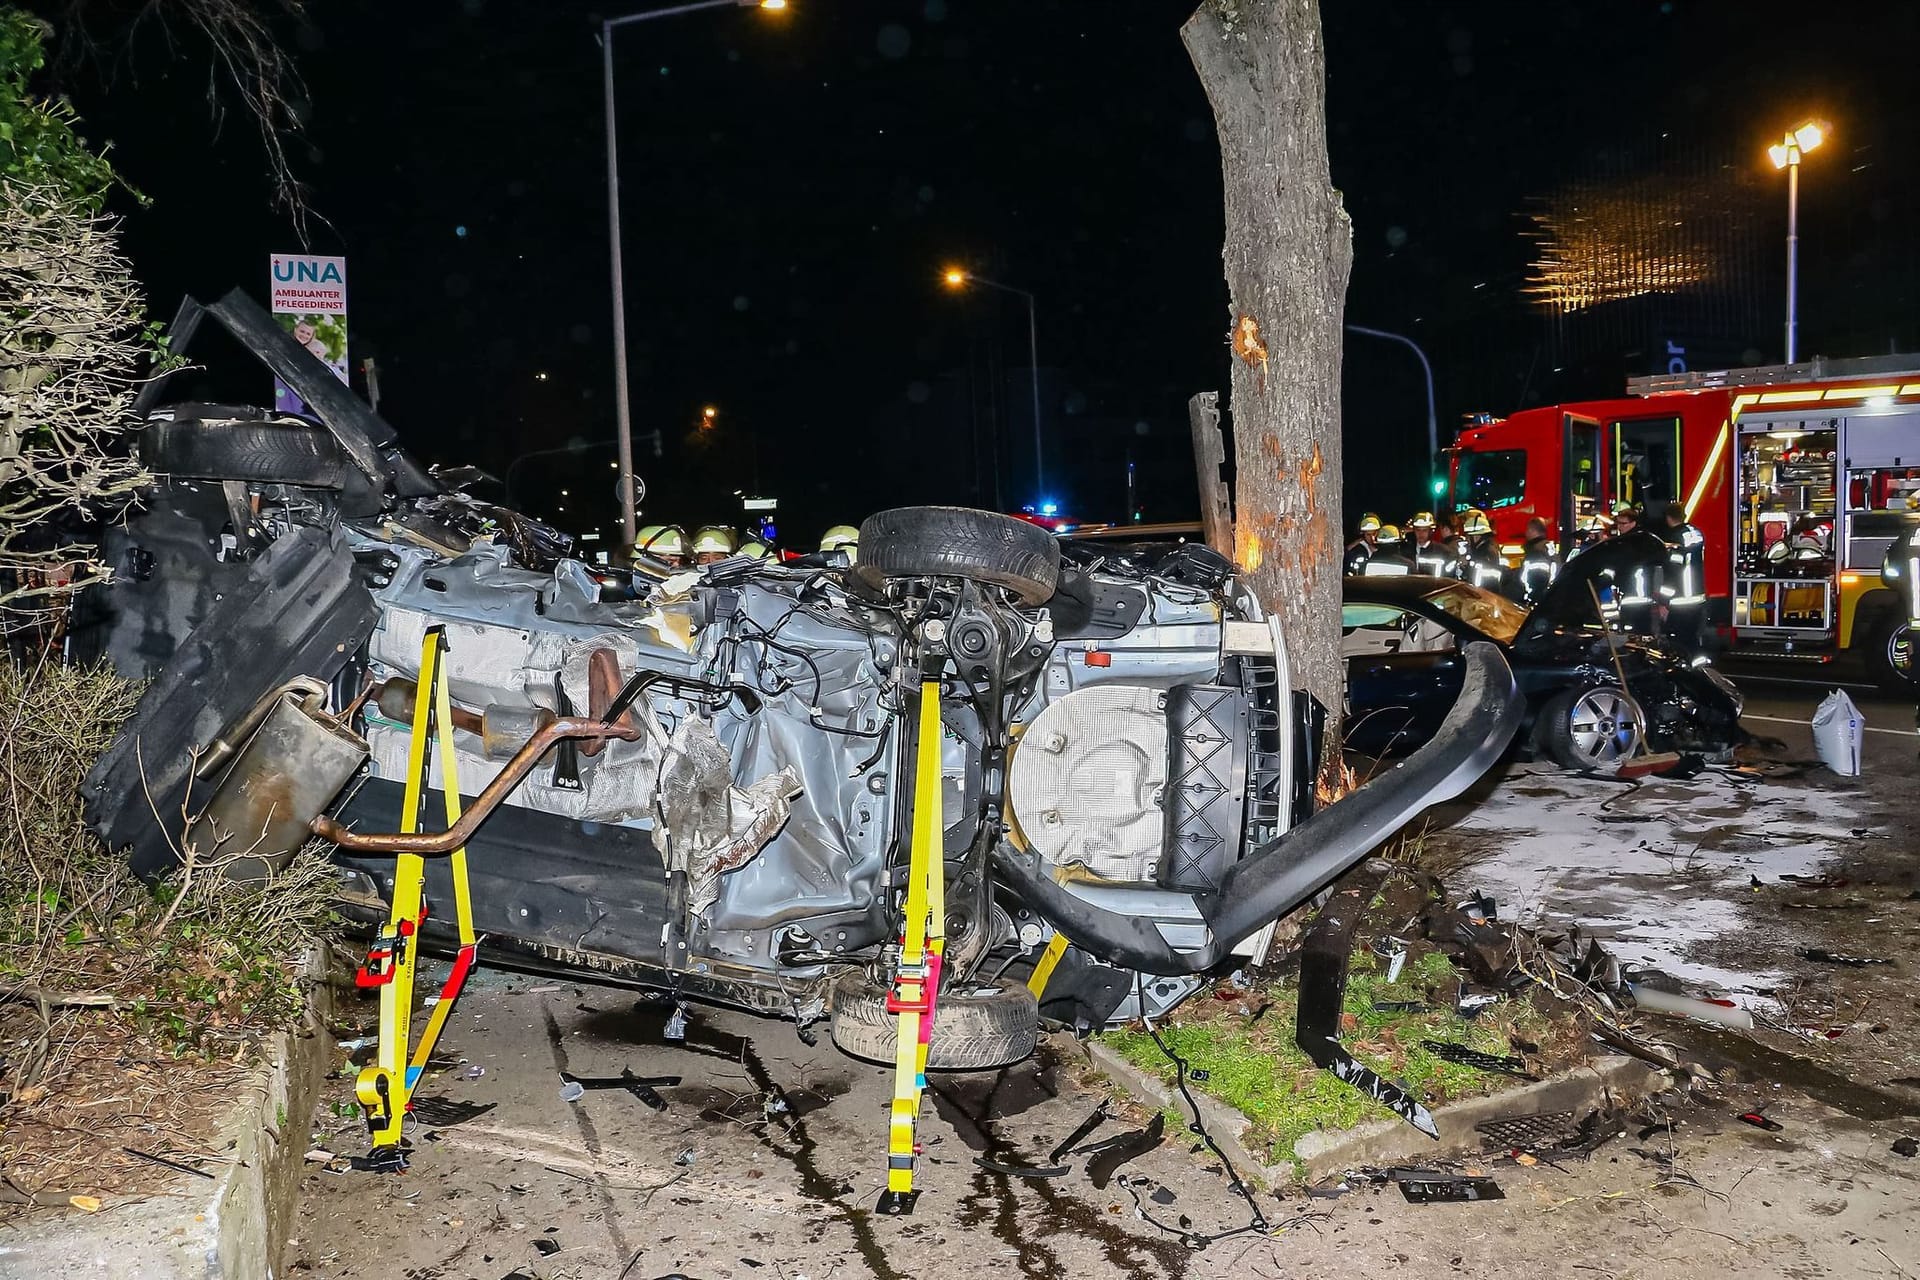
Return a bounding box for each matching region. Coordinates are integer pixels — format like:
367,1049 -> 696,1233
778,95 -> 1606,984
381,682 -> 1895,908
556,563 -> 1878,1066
269,253 -> 348,415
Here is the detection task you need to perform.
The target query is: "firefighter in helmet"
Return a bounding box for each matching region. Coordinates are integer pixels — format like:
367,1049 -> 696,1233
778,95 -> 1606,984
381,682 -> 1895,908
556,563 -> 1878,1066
737,535 -> 774,562
637,523 -> 689,569
1364,524 -> 1411,575
1515,516 -> 1560,606
1457,509 -> 1506,593
1660,503 -> 1709,661
1608,501 -> 1658,635
1406,511 -> 1450,576
1345,512 -> 1382,576
820,524 -> 860,564
691,525 -> 738,566
1570,510 -> 1613,560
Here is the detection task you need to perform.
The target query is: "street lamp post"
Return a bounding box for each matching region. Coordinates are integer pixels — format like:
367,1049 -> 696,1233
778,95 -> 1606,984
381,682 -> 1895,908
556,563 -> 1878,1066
943,268 -> 1044,498
1768,119 -> 1829,364
602,0 -> 786,548
1344,323 -> 1437,466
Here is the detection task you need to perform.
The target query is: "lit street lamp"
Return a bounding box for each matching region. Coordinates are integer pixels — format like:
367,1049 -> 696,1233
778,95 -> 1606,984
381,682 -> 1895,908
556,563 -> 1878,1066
1768,119 -> 1828,364
601,0 -> 787,547
942,267 -> 1045,498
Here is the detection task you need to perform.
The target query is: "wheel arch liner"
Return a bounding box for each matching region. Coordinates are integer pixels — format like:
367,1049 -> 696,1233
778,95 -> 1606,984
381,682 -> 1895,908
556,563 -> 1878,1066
991,640 -> 1523,976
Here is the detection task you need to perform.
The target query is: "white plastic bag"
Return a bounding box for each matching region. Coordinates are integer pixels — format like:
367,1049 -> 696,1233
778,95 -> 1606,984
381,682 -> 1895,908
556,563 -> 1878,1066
1811,689 -> 1864,777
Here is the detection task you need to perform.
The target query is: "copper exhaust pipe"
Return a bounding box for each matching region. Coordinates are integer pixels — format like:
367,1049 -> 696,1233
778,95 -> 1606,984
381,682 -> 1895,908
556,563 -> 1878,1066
312,715 -> 641,855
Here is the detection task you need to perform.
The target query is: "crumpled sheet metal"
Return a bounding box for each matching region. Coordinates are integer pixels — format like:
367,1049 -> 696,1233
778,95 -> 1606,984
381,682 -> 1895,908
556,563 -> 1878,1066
653,714 -> 802,918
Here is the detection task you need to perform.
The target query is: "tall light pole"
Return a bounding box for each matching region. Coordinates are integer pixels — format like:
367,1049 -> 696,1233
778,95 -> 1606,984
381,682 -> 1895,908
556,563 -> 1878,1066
1344,323 -> 1437,468
943,268 -> 1045,499
1768,119 -> 1829,365
602,0 -> 787,547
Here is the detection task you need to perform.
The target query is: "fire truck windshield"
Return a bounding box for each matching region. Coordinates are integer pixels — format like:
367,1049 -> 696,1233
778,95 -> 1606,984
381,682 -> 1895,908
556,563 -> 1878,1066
1456,448 -> 1527,511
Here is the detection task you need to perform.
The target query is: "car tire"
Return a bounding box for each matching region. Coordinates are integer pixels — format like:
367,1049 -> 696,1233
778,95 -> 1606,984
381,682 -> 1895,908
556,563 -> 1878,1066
857,506 -> 1060,606
827,973 -> 1039,1070
142,416 -> 345,488
1540,685 -> 1645,771
1863,609 -> 1916,694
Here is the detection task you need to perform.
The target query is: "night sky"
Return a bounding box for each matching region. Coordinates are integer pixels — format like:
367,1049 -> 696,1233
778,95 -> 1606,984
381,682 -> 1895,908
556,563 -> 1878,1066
43,0 -> 1920,547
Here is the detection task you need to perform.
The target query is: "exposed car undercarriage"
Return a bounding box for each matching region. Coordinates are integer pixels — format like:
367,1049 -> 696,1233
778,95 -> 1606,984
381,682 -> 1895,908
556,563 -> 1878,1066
81,290 -> 1524,1067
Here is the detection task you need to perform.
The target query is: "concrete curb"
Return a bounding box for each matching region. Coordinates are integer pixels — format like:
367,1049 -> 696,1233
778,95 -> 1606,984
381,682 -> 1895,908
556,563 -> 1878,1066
0,954 -> 333,1279
1085,1037 -> 1668,1186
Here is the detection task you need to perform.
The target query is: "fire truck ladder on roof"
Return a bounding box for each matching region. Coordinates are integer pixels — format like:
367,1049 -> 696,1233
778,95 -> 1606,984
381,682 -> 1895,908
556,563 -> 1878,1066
1628,353 -> 1920,396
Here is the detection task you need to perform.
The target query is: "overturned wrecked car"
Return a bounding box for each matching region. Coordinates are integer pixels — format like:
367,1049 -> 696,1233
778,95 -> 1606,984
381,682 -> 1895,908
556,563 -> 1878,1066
1342,542 -> 1747,770
82,290 -> 1522,1071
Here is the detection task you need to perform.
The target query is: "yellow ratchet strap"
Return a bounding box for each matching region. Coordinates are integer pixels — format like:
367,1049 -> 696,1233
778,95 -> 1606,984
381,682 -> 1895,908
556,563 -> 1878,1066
1026,931 -> 1071,998
878,675 -> 945,1214
353,626 -> 478,1171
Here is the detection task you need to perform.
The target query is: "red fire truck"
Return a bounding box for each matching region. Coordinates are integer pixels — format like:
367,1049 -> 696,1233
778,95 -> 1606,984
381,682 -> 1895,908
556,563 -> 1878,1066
1447,354 -> 1920,689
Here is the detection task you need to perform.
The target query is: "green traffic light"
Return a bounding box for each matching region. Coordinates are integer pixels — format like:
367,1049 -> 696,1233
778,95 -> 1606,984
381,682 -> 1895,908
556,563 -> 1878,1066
1430,477 -> 1446,497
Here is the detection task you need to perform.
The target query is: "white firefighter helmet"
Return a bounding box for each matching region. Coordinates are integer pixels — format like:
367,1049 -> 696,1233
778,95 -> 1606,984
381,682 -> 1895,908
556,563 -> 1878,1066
820,524 -> 860,562
691,525 -> 737,558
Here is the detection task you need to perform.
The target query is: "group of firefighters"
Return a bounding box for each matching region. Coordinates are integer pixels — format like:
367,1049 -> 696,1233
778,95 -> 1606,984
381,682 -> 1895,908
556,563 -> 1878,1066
1344,503 -> 1710,655
624,522 -> 861,569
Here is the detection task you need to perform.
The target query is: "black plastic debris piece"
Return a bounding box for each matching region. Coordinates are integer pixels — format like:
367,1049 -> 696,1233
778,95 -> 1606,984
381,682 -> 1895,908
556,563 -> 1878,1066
1049,1104 -> 1109,1163
1737,1110 -> 1784,1132
1299,873 -> 1438,1139
532,1239 -> 561,1257
1086,1112 -> 1165,1189
1396,1174 -> 1504,1203
1188,1068 -> 1211,1082
558,1067 -> 680,1111
1892,1136 -> 1918,1158
1799,948 -> 1892,968
1459,891 -> 1498,921
973,1157 -> 1070,1179
1422,1040 -> 1538,1080
1374,999 -> 1428,1014
1150,1185 -> 1177,1205
408,1097 -> 499,1128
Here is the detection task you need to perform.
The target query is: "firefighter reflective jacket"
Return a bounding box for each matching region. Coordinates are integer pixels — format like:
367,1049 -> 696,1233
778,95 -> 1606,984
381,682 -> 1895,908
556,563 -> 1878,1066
1518,536 -> 1560,604
1409,534 -> 1451,577
1344,538 -> 1374,577
1660,520 -> 1707,607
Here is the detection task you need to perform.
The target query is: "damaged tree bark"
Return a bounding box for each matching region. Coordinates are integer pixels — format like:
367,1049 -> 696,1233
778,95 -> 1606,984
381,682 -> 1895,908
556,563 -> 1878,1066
1183,0 -> 1353,793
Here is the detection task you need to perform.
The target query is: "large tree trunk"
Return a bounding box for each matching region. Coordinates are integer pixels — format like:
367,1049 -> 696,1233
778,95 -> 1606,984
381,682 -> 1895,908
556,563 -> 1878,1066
1183,0 -> 1352,797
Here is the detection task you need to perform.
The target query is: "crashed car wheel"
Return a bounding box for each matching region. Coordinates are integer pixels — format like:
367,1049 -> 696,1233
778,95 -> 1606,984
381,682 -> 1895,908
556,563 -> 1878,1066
857,505 -> 1060,606
142,416 -> 345,488
828,973 -> 1038,1070
1864,611 -> 1916,694
1541,685 -> 1645,771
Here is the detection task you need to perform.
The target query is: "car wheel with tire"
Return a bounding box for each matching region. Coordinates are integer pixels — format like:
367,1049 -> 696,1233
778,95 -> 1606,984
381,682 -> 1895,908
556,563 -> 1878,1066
827,973 -> 1039,1070
856,505 -> 1060,606
1540,685 -> 1645,771
1863,609 -> 1916,694
142,415 -> 345,488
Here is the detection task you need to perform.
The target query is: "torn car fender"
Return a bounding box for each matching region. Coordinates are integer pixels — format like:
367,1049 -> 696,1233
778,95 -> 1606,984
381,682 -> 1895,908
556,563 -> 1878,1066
991,641 -> 1523,976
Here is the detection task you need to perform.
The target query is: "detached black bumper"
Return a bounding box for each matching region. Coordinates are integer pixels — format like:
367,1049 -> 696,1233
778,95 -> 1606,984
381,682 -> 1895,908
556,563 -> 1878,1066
993,641 -> 1523,976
